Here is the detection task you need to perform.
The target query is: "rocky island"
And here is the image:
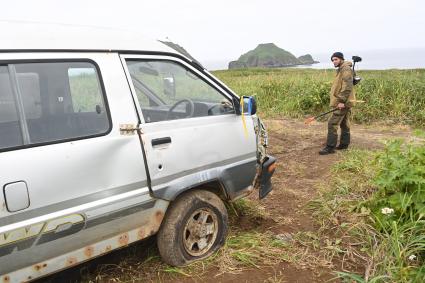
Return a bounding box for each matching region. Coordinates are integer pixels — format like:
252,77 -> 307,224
229,43 -> 319,69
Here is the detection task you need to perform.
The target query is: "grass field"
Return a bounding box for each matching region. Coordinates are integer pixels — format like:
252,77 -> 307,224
213,68 -> 425,126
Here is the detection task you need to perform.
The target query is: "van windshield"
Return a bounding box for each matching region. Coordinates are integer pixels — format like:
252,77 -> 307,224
126,60 -> 234,123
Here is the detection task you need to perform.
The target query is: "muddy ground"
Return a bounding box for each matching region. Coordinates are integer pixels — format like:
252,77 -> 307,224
40,119 -> 412,283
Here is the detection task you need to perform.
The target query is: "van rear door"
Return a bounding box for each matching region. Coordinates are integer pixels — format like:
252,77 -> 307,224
0,53 -> 153,277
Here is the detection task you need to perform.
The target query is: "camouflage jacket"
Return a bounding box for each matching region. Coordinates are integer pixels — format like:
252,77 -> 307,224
330,61 -> 356,108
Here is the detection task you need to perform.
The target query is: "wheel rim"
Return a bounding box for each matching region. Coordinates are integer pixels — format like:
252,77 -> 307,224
182,207 -> 219,257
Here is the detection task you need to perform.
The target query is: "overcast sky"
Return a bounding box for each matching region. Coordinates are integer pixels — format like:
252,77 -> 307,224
1,0 -> 424,65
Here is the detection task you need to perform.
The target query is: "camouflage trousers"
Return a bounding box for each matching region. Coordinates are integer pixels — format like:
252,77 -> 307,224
326,108 -> 351,148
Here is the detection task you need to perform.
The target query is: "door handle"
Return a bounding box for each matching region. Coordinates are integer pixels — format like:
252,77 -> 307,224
152,137 -> 172,146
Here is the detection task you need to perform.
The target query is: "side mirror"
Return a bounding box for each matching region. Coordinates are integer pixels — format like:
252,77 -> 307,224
244,96 -> 257,115
163,76 -> 176,97
234,96 -> 257,115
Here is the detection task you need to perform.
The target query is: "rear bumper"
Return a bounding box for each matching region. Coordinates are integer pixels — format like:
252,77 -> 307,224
259,155 -> 276,199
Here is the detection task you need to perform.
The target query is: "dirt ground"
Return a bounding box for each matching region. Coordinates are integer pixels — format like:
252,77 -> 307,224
40,118 -> 412,283
181,119 -> 411,283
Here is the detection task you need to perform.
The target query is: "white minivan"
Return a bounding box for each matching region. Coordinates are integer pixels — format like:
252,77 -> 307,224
0,25 -> 276,282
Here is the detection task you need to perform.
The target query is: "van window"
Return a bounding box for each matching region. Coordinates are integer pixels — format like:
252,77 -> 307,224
0,66 -> 24,149
126,60 -> 234,123
68,68 -> 103,112
0,61 -> 110,150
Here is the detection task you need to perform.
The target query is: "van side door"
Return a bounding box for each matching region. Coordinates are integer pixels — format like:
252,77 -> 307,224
121,55 -> 257,201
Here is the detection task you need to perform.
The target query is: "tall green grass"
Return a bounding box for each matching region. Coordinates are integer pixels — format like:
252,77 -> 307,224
365,135 -> 425,282
213,68 -> 425,126
309,133 -> 425,282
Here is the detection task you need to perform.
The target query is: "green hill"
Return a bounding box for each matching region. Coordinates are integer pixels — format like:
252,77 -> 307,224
298,54 -> 319,65
229,43 -> 318,69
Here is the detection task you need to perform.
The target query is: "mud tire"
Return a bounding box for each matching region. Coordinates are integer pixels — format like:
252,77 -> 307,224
157,190 -> 228,266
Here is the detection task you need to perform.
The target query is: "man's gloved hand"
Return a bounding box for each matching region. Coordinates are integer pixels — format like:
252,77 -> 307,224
337,103 -> 345,109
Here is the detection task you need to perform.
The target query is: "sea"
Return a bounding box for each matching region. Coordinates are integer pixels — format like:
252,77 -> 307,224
203,47 -> 425,71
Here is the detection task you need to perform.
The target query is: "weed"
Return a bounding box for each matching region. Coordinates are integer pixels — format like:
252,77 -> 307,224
227,198 -> 269,220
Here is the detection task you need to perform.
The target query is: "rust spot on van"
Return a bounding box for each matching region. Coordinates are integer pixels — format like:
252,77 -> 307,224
84,246 -> 94,258
155,210 -> 164,223
2,275 -> 10,283
33,263 -> 47,272
138,228 -> 145,239
118,233 -> 129,245
66,257 -> 78,266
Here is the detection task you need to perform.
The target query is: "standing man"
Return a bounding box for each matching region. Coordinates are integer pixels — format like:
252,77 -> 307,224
319,52 -> 356,155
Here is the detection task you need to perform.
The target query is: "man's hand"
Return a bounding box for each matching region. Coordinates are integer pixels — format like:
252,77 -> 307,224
337,103 -> 345,109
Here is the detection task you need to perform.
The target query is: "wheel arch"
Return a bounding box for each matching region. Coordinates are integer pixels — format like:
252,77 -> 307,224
164,180 -> 228,203
151,159 -> 257,202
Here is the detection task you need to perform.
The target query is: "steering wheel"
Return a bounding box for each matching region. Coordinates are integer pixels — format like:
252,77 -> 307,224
165,99 -> 195,120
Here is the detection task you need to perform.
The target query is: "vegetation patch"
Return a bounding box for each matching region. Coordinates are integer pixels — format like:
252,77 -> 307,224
308,133 -> 425,282
213,68 -> 425,127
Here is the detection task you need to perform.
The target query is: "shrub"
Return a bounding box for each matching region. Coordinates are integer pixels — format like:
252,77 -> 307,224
367,133 -> 425,282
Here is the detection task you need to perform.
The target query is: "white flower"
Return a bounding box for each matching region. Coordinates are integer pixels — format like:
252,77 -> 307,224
381,207 -> 394,215
408,254 -> 417,261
